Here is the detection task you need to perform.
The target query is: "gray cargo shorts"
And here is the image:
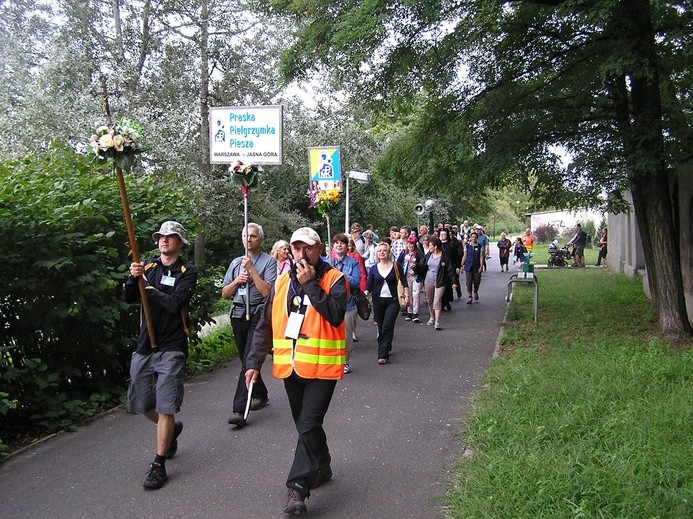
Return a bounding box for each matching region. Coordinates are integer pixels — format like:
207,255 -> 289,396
127,350 -> 185,415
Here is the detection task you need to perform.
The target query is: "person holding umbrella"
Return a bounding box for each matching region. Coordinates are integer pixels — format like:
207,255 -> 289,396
245,227 -> 348,515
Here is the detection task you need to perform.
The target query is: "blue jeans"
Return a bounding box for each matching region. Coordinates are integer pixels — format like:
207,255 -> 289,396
373,296 -> 400,360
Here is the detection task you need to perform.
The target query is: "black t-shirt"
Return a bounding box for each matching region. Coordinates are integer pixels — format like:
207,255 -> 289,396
124,256 -> 198,354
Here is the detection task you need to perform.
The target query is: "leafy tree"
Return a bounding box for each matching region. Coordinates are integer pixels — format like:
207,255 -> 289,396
265,0 -> 693,338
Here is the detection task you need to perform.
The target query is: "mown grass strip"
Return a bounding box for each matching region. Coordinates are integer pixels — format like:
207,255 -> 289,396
448,267 -> 693,518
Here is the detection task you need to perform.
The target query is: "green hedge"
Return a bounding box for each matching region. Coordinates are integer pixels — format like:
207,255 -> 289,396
0,144 -> 217,450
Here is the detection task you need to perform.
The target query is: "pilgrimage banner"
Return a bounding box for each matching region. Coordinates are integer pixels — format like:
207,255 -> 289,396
308,146 -> 342,191
209,105 -> 283,165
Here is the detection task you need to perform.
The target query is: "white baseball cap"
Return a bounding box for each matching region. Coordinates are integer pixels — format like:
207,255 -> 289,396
290,227 -> 321,246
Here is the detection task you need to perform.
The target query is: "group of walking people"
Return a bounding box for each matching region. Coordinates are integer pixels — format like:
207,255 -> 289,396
361,222 -> 488,349
125,221 -> 350,515
121,217 -> 494,516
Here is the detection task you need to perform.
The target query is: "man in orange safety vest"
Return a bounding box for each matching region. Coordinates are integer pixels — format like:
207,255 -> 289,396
245,226 -> 347,516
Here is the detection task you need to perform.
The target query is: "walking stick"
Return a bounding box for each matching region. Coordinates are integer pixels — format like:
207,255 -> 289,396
115,165 -> 157,347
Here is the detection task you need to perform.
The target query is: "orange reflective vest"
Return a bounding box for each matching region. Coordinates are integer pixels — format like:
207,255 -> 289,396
523,234 -> 534,252
271,269 -> 346,380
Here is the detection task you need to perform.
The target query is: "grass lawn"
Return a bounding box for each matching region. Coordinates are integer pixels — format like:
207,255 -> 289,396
447,252 -> 693,518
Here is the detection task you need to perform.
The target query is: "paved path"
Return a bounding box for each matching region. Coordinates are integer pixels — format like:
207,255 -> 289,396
0,263 -> 515,519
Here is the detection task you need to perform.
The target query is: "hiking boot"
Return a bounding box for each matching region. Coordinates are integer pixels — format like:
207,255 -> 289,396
165,421 -> 183,460
228,412 -> 246,427
314,466 -> 333,488
143,462 -> 168,490
411,314 -> 420,323
250,397 -> 269,411
284,488 -> 308,515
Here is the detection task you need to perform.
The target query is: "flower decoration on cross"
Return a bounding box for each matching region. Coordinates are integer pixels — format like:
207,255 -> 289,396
229,160 -> 263,192
309,188 -> 341,220
89,118 -> 143,173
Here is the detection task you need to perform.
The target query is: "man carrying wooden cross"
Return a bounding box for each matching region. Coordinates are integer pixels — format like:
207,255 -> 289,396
125,221 -> 198,490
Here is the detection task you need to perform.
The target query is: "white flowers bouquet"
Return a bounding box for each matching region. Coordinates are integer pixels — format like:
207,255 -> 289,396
229,159 -> 262,190
89,118 -> 143,172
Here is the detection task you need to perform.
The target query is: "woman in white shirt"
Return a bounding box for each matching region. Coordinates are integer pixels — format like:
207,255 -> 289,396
365,242 -> 409,364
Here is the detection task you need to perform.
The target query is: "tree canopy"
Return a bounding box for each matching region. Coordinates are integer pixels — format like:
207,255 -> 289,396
267,0 -> 693,336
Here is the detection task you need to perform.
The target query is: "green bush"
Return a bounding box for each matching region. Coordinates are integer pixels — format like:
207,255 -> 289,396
0,144 -> 207,448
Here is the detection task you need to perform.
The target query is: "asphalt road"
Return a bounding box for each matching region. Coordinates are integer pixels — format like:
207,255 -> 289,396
0,263 -> 514,519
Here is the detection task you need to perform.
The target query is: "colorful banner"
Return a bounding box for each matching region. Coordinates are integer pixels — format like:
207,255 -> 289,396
308,146 -> 342,191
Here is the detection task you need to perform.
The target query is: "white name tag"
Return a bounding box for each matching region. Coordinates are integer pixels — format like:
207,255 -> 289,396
285,312 -> 305,339
161,275 -> 176,287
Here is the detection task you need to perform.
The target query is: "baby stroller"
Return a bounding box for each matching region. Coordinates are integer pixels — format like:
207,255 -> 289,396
547,241 -> 573,267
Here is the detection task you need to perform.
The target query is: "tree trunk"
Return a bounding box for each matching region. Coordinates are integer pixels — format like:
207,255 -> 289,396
623,0 -> 692,338
129,0 -> 152,93
194,232 -> 206,267
112,0 -> 124,62
194,0 -> 211,267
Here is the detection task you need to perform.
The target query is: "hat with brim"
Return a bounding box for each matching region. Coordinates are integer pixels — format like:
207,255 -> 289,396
152,221 -> 190,247
350,223 -> 363,233
290,227 -> 321,246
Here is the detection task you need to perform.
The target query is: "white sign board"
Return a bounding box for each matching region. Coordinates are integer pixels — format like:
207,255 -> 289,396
209,105 -> 283,165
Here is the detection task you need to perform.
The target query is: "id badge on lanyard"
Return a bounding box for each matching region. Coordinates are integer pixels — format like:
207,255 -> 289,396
284,293 -> 312,339
161,270 -> 176,287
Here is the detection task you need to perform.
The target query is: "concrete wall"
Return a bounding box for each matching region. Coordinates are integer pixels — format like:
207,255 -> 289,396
679,163 -> 693,324
608,163 -> 693,323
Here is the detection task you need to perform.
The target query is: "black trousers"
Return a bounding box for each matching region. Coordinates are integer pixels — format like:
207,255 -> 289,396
373,296 -> 400,360
284,373 -> 337,494
465,270 -> 482,294
231,312 -> 268,413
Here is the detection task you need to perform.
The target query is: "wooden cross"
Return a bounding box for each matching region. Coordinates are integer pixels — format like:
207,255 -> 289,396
91,76 -> 157,347
92,75 -> 119,124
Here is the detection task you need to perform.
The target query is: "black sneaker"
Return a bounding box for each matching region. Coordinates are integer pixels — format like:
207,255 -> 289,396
165,421 -> 183,460
411,314 -> 420,323
284,488 -> 309,515
250,397 -> 269,411
143,462 -> 168,490
313,466 -> 333,488
228,412 -> 246,427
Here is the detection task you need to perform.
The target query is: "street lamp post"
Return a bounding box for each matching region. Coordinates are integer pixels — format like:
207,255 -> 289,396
345,170 -> 371,233
425,199 -> 435,231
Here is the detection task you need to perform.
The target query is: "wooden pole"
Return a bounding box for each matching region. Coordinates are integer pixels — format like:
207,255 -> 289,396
115,165 -> 157,348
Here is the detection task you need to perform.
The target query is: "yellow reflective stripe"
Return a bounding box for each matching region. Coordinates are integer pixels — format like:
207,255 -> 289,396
273,339 -> 293,365
294,352 -> 345,365
297,338 -> 345,350
273,353 -> 292,364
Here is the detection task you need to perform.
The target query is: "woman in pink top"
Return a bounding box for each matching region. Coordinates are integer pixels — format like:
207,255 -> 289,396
270,239 -> 292,275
